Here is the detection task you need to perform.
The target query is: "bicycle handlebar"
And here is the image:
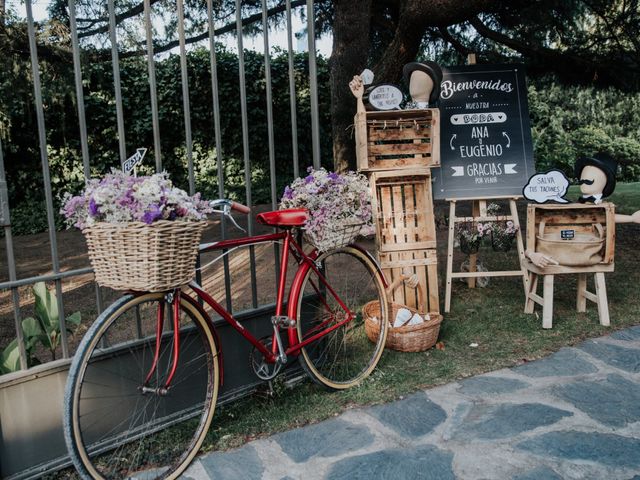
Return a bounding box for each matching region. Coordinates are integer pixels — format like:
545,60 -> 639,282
230,201 -> 250,214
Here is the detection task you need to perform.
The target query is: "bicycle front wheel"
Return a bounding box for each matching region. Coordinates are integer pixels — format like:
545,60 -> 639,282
63,292 -> 219,480
296,246 -> 388,390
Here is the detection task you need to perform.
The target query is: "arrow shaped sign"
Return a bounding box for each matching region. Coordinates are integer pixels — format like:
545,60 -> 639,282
451,166 -> 464,177
450,134 -> 457,151
502,132 -> 511,148
123,148 -> 148,175
504,163 -> 517,174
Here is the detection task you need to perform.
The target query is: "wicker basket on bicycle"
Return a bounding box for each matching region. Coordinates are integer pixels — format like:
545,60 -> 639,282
304,220 -> 364,252
364,273 -> 442,352
83,220 -> 207,292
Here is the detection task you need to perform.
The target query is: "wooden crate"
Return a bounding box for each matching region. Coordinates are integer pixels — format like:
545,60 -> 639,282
526,202 -> 615,265
370,169 -> 437,253
355,109 -> 440,172
380,248 -> 439,314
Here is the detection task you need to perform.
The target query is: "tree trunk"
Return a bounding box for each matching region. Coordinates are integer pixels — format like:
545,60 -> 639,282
373,4 -> 429,83
329,0 -> 372,172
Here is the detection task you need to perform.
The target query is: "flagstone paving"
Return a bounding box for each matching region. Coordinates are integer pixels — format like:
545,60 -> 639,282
184,327 -> 640,479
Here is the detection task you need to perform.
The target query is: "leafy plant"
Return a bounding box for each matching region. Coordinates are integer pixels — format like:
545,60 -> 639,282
0,282 -> 81,374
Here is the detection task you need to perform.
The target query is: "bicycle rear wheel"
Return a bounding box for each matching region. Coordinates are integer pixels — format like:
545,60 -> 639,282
296,246 -> 388,390
63,292 -> 219,480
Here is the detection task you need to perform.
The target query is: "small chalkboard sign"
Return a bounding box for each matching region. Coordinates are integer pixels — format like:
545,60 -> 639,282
366,84 -> 403,110
432,64 -> 534,200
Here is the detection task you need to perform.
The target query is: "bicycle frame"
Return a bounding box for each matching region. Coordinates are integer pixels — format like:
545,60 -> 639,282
142,228 -> 376,389
192,230 -> 353,360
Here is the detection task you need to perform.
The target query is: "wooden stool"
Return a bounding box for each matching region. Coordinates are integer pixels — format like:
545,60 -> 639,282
524,261 -> 614,329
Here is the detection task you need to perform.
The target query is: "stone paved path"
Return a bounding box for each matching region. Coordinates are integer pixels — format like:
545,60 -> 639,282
184,326 -> 640,480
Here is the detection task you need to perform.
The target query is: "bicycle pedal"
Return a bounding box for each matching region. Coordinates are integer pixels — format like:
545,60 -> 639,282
271,315 -> 296,327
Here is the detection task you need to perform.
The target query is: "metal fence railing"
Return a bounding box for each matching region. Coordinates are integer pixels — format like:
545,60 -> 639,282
0,0 -> 323,376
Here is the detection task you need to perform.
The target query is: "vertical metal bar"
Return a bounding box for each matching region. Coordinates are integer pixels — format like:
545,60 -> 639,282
206,0 -> 233,312
25,0 -> 69,358
143,0 -> 162,172
0,138 -> 28,370
262,0 -> 281,292
236,0 -> 258,308
107,0 -> 127,166
207,0 -> 224,202
306,0 -> 321,169
286,0 -> 300,178
95,283 -> 104,315
68,0 -> 90,179
177,0 -> 195,194
262,0 -> 277,210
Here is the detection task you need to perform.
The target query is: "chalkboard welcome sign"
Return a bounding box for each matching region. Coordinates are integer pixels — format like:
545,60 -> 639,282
432,64 -> 534,200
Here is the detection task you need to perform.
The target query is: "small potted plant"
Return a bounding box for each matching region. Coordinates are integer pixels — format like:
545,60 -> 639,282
279,167 -> 373,251
61,170 -> 212,291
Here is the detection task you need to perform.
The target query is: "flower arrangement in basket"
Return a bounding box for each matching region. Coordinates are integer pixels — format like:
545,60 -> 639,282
454,203 -> 518,254
455,221 -> 490,254
62,170 -> 212,292
279,167 -> 373,251
486,203 -> 517,252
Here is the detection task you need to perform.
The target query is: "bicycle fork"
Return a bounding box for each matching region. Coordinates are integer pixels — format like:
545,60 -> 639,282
141,290 -> 182,396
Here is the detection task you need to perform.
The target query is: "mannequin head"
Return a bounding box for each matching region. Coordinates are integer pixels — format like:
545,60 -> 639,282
408,70 -> 434,108
579,166 -> 608,196
574,153 -> 618,199
402,61 -> 443,107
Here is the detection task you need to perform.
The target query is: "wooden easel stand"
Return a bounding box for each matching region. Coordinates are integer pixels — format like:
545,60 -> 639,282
444,197 -> 529,312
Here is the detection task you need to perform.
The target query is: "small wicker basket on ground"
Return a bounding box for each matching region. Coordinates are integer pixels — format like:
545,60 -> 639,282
364,273 -> 442,352
83,220 -> 207,292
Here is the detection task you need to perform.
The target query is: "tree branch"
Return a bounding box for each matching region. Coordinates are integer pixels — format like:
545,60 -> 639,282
106,0 -> 306,60
438,26 -> 470,56
469,15 -> 589,67
77,0 -> 163,38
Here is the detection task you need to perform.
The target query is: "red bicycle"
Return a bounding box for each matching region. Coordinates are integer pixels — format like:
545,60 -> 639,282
63,199 -> 389,479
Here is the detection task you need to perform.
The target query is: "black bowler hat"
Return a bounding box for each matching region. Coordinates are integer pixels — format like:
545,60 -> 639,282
575,153 -> 618,198
403,61 -> 443,105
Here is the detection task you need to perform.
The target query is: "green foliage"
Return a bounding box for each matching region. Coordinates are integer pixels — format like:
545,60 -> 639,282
529,78 -> 640,180
0,282 -> 81,374
1,31 -> 331,234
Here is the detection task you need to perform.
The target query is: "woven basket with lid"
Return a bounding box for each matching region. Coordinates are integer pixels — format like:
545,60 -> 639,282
84,220 -> 207,292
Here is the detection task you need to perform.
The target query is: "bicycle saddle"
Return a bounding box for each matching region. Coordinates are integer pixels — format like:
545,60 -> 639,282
257,208 -> 308,227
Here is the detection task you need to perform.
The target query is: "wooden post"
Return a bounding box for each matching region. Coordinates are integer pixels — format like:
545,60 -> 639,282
542,274 -> 554,329
594,272 -> 610,326
576,273 -> 587,312
445,200 -> 457,313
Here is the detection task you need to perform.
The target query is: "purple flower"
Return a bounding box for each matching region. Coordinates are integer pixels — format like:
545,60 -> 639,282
304,175 -> 314,184
88,198 -> 100,216
142,204 -> 162,224
283,186 -> 293,200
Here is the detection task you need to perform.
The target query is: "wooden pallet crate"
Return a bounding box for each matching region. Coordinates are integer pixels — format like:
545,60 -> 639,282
526,202 -> 615,265
380,248 -> 439,314
370,169 -> 437,253
355,109 -> 440,172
